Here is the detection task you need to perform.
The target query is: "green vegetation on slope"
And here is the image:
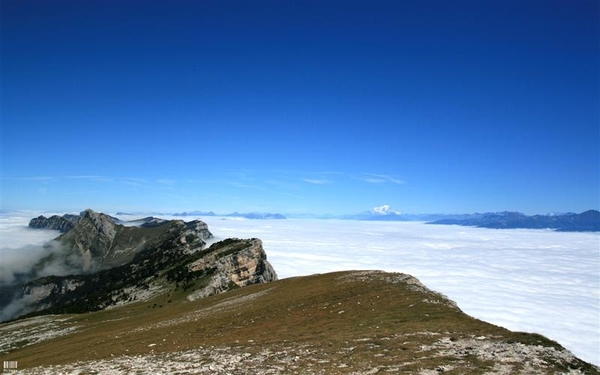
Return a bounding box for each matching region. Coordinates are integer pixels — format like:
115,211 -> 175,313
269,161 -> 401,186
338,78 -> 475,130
3,270 -> 597,374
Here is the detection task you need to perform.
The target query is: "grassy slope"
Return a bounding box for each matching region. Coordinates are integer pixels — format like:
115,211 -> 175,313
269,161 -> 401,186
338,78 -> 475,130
3,270 -> 598,374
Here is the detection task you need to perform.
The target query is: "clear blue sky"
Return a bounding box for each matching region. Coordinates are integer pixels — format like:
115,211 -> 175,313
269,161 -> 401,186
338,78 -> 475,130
1,0 -> 598,215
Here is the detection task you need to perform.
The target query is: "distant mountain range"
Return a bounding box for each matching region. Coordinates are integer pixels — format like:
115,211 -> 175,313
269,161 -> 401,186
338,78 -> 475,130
173,211 -> 286,220
117,206 -> 599,231
345,205 -> 600,232
345,205 -> 472,222
428,209 -> 600,232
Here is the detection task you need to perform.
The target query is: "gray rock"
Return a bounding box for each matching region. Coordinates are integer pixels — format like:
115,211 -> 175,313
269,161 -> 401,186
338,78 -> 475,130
13,211 -> 275,320
28,215 -> 77,233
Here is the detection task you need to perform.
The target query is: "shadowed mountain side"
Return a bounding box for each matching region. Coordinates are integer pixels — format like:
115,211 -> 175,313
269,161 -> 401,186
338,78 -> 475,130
29,209 -> 213,270
1,270 -> 597,374
28,214 -> 79,233
18,237 -> 276,318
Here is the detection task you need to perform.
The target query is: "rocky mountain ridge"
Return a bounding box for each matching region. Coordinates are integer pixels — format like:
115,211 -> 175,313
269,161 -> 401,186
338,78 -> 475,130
344,206 -> 600,231
2,209 -> 276,321
28,214 -> 81,233
28,209 -> 212,270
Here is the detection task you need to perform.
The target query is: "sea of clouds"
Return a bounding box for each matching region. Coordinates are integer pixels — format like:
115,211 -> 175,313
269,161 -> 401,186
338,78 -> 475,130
1,212 -> 598,365
198,216 -> 600,366
0,212 -> 63,283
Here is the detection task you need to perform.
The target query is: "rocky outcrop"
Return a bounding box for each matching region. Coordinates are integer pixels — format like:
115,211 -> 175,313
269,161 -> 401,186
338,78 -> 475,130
181,220 -> 213,242
21,277 -> 85,311
11,211 -> 276,320
138,217 -> 168,228
34,209 -> 212,271
224,239 -> 277,286
56,209 -> 119,269
187,238 -> 278,300
28,215 -> 78,233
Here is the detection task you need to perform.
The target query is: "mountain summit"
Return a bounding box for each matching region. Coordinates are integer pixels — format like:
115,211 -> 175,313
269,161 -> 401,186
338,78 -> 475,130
1,210 -> 277,321
371,205 -> 401,215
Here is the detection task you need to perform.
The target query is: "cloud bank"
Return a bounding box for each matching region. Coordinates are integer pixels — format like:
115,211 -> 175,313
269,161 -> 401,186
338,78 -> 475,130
0,212 -> 87,321
196,217 -> 599,366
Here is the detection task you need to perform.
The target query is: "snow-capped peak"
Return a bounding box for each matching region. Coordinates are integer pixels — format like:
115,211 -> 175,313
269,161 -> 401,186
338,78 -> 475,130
371,205 -> 401,215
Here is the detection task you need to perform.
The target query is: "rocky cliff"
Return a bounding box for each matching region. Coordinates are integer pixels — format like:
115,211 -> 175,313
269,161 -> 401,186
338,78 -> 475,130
186,238 -> 278,300
28,214 -> 79,233
8,210 -> 276,320
29,209 -> 213,271
20,236 -> 277,317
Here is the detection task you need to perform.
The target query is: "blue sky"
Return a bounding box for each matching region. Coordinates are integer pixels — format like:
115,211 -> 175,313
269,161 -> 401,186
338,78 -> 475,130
1,0 -> 598,215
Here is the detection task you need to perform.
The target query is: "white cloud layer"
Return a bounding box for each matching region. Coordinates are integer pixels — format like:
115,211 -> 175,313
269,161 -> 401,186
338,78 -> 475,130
0,212 -> 61,250
196,218 -> 599,366
2,213 -> 598,366
0,212 -> 82,321
1,213 -> 64,282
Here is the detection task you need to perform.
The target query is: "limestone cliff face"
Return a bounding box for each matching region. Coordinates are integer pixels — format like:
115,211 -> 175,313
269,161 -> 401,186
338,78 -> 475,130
21,278 -> 85,311
23,279 -> 84,300
223,239 -> 277,286
187,238 -> 278,300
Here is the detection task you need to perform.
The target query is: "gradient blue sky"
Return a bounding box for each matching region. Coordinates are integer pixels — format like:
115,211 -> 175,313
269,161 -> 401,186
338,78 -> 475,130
1,0 -> 598,215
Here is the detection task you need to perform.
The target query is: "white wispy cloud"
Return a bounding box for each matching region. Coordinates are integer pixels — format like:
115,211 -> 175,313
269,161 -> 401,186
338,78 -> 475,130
361,173 -> 405,185
363,177 -> 387,184
301,178 -> 332,185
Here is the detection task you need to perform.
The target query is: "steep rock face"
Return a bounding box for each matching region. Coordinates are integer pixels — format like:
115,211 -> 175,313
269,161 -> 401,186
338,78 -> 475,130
21,277 -> 85,311
43,209 -> 212,271
187,238 -> 278,300
224,239 -> 277,286
57,209 -> 118,268
28,215 -> 78,233
181,220 -> 213,242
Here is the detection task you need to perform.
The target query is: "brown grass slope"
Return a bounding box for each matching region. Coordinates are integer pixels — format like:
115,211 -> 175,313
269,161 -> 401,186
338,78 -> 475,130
1,270 -> 597,374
